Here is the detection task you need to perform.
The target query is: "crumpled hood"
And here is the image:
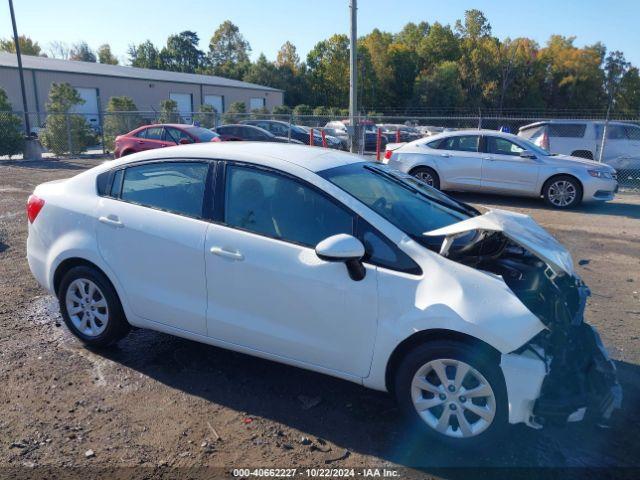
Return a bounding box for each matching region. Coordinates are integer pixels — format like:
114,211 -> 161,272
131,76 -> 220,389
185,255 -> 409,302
424,208 -> 576,276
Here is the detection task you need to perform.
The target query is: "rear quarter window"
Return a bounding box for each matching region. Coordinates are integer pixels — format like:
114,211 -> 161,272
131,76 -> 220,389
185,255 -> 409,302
548,124 -> 586,138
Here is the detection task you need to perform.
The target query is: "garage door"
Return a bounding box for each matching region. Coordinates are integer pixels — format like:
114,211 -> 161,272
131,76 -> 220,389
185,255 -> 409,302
71,87 -> 100,129
169,93 -> 193,122
204,95 -> 224,113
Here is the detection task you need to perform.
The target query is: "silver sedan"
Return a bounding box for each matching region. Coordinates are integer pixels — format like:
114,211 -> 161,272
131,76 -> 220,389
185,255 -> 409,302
385,130 -> 618,208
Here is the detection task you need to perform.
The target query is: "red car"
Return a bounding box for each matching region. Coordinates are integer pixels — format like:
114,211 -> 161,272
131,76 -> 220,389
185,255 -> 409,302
114,124 -> 221,158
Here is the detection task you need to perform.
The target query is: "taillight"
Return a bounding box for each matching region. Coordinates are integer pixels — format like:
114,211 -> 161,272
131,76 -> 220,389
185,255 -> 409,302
27,194 -> 45,223
540,129 -> 550,151
211,136 -> 221,142
384,149 -> 393,160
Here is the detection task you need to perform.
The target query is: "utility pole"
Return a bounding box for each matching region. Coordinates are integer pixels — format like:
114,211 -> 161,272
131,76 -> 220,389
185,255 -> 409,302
8,0 -> 31,135
349,0 -> 357,153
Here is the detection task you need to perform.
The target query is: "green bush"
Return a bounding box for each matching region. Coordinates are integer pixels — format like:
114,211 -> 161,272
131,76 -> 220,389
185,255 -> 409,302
0,88 -> 24,158
221,101 -> 246,124
103,96 -> 142,151
158,99 -> 180,123
39,83 -> 94,156
272,105 -> 291,115
194,104 -> 217,128
292,104 -> 313,116
250,106 -> 269,119
312,106 -> 331,116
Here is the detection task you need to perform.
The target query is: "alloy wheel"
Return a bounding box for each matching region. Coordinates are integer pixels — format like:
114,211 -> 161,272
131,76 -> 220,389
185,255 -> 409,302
415,171 -> 435,186
65,278 -> 109,337
548,180 -> 577,207
411,358 -> 496,438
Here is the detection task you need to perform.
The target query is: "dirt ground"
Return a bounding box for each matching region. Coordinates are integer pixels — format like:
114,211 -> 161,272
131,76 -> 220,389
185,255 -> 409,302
1,157 -> 639,478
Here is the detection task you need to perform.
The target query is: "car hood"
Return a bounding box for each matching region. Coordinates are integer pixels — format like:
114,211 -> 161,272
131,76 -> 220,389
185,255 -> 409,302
545,154 -> 615,171
424,208 -> 575,277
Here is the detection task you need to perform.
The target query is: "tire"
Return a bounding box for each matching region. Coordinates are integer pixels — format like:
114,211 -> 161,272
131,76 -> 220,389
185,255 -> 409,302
58,266 -> 130,348
542,175 -> 583,209
394,340 -> 508,449
411,167 -> 440,190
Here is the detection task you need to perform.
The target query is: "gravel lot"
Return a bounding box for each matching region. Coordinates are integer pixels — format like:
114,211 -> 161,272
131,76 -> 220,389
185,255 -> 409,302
1,158 -> 639,478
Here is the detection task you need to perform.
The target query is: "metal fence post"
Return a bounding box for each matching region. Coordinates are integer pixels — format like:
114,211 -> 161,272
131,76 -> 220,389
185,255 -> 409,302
598,106 -> 611,163
288,114 -> 293,143
66,114 -> 72,155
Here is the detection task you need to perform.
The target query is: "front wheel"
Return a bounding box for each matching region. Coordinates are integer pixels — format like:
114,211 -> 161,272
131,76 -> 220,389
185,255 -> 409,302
394,340 -> 508,448
543,175 -> 582,209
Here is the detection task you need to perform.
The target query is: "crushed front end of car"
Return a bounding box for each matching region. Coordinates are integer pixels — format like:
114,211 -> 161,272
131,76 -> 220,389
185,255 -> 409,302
425,209 -> 622,428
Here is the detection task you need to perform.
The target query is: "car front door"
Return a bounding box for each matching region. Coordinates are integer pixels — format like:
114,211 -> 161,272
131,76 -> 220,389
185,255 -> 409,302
431,135 -> 483,190
95,160 -> 211,335
481,136 -> 540,195
204,163 -> 378,377
138,126 -> 169,151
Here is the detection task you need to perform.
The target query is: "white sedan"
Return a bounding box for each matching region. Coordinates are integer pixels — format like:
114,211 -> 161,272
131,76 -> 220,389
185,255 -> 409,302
385,129 -> 618,208
26,142 -> 620,446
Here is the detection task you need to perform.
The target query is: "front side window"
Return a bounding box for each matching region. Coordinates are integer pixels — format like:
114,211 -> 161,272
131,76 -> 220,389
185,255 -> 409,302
134,128 -> 147,139
120,162 -> 209,218
438,135 -> 479,153
165,127 -> 193,144
487,137 -> 525,156
224,166 -> 353,247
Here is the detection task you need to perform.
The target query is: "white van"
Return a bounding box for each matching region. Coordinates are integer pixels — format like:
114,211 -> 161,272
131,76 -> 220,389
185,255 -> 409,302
518,120 -> 640,170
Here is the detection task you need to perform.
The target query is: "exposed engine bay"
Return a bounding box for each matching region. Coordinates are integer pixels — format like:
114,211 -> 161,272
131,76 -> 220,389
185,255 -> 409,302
424,209 -> 622,426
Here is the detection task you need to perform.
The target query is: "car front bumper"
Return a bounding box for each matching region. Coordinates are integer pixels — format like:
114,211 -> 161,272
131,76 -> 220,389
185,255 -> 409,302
582,176 -> 618,202
500,323 -> 622,428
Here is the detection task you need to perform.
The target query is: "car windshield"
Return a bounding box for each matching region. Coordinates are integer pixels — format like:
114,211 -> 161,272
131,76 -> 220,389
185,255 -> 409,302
319,162 -> 477,247
516,136 -> 551,156
185,127 -> 219,142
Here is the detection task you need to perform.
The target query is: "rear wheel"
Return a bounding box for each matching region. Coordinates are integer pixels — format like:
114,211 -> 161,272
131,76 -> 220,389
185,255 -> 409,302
394,340 -> 508,448
411,167 -> 440,189
58,266 -> 130,347
543,175 -> 582,209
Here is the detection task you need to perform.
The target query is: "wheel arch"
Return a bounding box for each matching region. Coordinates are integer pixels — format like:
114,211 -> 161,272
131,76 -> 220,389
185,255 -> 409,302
384,328 -> 501,394
540,172 -> 584,197
54,257 -> 114,297
570,149 -> 594,160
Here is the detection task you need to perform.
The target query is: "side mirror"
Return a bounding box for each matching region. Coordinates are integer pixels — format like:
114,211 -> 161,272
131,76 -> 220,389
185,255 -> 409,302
520,150 -> 537,159
315,234 -> 366,281
179,138 -> 193,145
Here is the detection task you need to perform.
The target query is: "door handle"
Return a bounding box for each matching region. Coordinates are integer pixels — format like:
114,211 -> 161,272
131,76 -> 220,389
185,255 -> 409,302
210,246 -> 244,261
483,156 -> 493,161
160,144 -> 167,147
99,216 -> 124,228
440,153 -> 451,158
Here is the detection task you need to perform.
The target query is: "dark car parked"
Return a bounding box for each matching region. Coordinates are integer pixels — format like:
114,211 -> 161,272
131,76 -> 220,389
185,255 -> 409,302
239,119 -> 343,149
213,124 -> 302,143
114,124 -> 221,158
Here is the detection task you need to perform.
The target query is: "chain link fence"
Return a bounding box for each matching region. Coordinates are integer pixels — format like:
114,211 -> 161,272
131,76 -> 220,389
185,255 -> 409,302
2,110 -> 639,190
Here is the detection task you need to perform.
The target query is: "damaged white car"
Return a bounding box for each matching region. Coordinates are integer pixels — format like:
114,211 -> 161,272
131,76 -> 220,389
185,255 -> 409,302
26,144 -> 621,447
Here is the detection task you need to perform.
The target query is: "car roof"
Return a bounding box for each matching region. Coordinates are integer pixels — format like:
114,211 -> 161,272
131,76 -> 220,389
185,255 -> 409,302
103,143 -> 366,173
519,120 -> 639,130
424,129 -> 523,142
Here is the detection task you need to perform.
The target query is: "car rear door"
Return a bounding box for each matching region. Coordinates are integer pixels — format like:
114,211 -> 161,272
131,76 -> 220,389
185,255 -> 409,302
481,136 -> 540,195
95,160 -> 211,335
137,126 -> 169,151
431,135 -> 483,190
204,163 -> 378,377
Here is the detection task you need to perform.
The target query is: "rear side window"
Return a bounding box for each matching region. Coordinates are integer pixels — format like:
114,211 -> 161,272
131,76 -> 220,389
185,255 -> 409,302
438,135 -> 479,153
548,124 -> 586,138
145,127 -> 164,140
518,125 -> 543,140
120,162 -> 209,218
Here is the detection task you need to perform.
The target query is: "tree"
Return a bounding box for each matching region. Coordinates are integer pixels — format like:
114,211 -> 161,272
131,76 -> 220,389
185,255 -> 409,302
276,41 -> 300,72
128,40 -> 161,69
306,34 -> 350,107
417,23 -> 460,67
158,99 -> 180,123
244,54 -> 281,88
616,68 -> 640,113
395,22 -> 430,53
40,83 -> 94,156
194,103 -> 217,128
69,42 -> 96,62
97,44 -> 118,65
293,104 -> 313,116
414,61 -> 464,109
0,88 -> 24,158
160,31 -> 205,73
603,50 -> 631,111
48,41 -> 70,59
208,21 -> 251,80
103,96 -> 142,150
272,105 -> 292,115
0,35 -> 45,56
455,9 -> 492,40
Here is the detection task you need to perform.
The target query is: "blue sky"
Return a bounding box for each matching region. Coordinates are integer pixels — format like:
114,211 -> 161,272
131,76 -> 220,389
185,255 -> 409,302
2,0 -> 639,66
